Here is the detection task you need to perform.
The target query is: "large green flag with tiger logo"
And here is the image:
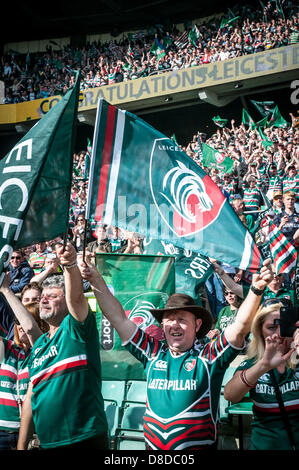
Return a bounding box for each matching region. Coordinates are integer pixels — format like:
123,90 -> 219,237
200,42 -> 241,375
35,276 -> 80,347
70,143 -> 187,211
86,99 -> 263,272
94,253 -> 175,380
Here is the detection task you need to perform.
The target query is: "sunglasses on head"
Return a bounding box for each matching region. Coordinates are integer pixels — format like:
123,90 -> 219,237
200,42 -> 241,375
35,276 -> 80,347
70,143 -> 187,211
262,297 -> 292,308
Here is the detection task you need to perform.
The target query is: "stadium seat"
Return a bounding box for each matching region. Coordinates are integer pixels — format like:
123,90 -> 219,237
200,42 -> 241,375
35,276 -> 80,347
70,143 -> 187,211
125,380 -> 147,403
219,366 -> 236,422
115,430 -> 146,450
226,395 -> 253,450
119,400 -> 146,434
104,399 -> 120,440
102,380 -> 126,406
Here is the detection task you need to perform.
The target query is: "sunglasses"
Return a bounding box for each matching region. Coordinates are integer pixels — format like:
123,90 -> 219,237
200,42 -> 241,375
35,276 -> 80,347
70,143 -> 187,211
224,292 -> 234,296
11,256 -> 21,260
262,297 -> 292,308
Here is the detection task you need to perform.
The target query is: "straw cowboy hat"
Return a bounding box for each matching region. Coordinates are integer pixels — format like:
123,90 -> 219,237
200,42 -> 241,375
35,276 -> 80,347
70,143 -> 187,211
150,293 -> 213,338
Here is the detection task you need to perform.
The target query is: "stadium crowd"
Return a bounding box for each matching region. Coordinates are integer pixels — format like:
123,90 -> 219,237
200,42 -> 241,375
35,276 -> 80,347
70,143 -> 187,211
1,0 -> 298,104
0,0 -> 298,453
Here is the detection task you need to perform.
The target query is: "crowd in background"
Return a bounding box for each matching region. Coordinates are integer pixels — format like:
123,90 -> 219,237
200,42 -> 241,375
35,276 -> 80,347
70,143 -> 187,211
0,0 -> 298,104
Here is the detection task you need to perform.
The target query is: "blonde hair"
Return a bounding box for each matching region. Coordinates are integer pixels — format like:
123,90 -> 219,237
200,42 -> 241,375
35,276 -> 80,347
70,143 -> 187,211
14,302 -> 49,347
247,302 -> 295,369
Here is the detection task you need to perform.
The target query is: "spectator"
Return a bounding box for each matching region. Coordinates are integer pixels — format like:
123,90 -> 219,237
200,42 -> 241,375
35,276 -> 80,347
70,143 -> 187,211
224,299 -> 299,450
273,191 -> 299,247
87,223 -> 112,255
231,197 -> 255,233
78,254 -> 273,450
206,289 -> 242,340
109,226 -> 128,253
17,242 -> 109,450
21,282 -> 42,306
0,273 -> 42,450
29,253 -> 62,285
28,242 -> 49,274
9,249 -> 34,294
72,214 -> 94,252
272,191 -> 284,214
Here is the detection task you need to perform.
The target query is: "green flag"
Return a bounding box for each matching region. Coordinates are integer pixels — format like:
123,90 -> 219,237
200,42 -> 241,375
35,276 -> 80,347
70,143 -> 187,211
212,115 -> 228,128
258,127 -> 274,148
0,72 -> 80,284
250,100 -> 276,117
267,105 -> 289,128
150,41 -> 165,59
219,16 -> 240,29
242,109 -> 256,129
171,133 -> 179,146
143,238 -> 214,305
86,99 -> 263,273
95,253 -> 175,380
256,115 -> 269,128
188,25 -> 200,47
202,142 -> 234,173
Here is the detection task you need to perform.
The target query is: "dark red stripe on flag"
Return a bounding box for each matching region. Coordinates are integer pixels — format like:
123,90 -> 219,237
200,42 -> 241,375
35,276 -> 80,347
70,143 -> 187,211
248,242 -> 262,273
95,104 -> 116,221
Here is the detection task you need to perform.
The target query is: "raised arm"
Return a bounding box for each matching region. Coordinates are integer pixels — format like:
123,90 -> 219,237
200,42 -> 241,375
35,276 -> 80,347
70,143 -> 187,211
17,382 -> 34,449
212,262 -> 244,298
224,259 -> 273,348
78,254 -> 136,342
0,273 -> 42,346
57,242 -> 88,322
224,332 -> 296,403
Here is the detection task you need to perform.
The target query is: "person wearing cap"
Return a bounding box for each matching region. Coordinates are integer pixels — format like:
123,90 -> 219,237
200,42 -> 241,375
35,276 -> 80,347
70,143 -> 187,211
272,191 -> 284,214
78,255 -> 273,451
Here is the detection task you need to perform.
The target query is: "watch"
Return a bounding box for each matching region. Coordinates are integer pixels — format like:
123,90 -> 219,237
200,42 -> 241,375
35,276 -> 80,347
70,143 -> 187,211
250,285 -> 265,296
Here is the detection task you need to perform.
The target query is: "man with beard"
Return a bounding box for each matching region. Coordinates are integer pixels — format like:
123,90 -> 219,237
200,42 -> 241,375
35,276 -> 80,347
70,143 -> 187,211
17,242 -> 108,450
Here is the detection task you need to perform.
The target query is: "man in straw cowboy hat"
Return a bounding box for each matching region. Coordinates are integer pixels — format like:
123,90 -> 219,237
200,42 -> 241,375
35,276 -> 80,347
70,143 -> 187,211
78,255 -> 273,451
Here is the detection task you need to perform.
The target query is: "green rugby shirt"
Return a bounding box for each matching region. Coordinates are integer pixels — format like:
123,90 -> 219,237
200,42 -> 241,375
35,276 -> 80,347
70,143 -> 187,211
125,327 -> 242,450
28,312 -> 108,449
236,358 -> 299,450
0,338 -> 30,431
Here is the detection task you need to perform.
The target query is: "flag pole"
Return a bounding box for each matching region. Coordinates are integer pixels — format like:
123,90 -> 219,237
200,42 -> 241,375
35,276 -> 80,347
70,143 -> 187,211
63,70 -> 81,253
82,219 -> 88,264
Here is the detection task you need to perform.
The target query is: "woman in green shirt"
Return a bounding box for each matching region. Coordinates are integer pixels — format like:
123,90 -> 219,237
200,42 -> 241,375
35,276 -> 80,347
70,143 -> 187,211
224,299 -> 299,450
207,290 -> 242,339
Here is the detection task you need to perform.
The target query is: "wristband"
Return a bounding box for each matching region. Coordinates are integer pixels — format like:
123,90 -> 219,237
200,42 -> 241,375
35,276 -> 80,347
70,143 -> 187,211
250,285 -> 265,296
63,261 -> 78,269
239,370 -> 256,389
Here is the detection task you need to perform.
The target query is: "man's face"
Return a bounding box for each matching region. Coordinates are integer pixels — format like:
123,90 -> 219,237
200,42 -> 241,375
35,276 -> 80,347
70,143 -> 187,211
162,310 -> 202,354
232,200 -> 244,215
283,196 -> 295,210
273,195 -> 283,207
269,274 -> 283,291
10,251 -> 23,269
39,287 -> 67,325
96,226 -> 106,241
36,242 -> 46,253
